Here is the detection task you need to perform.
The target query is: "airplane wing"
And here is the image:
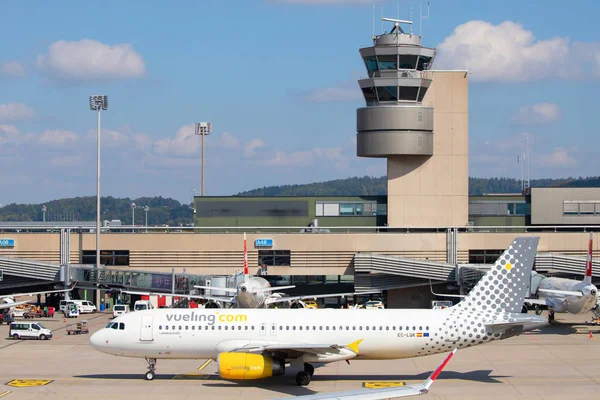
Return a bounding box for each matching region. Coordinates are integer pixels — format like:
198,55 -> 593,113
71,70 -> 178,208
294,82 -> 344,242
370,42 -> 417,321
231,339 -> 365,358
254,285 -> 296,293
264,291 -> 381,306
120,290 -> 237,304
0,287 -> 74,300
524,298 -> 547,306
538,288 -> 583,297
0,299 -> 31,309
270,349 -> 457,400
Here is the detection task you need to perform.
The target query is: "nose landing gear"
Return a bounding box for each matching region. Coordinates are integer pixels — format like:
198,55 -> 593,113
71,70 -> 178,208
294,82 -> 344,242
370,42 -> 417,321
145,358 -> 157,380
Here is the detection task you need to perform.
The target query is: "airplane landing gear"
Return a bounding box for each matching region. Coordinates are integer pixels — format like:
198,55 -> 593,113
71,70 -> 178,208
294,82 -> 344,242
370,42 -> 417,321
296,371 -> 311,386
304,363 -> 314,376
145,358 -> 157,380
548,310 -> 555,323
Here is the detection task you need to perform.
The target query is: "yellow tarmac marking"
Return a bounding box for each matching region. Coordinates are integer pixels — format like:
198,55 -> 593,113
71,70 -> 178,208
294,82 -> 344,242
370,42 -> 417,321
0,391 -> 11,398
5,379 -> 53,387
362,381 -> 405,388
198,359 -> 212,371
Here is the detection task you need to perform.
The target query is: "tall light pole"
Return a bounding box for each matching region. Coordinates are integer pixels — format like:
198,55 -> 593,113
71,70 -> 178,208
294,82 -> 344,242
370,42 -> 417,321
42,205 -> 46,222
131,202 -> 136,228
89,95 -> 107,307
194,122 -> 212,196
144,206 -> 149,227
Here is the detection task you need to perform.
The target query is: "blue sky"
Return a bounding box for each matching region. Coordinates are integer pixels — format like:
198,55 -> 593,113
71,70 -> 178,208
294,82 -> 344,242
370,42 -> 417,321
1,0 -> 599,205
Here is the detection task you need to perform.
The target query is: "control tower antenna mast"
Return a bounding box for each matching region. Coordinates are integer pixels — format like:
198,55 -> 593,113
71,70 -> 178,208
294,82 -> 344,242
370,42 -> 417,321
420,1 -> 430,37
372,5 -> 375,39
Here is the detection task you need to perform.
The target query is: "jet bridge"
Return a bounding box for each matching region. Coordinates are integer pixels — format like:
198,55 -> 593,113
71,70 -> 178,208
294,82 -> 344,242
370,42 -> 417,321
535,253 -> 600,278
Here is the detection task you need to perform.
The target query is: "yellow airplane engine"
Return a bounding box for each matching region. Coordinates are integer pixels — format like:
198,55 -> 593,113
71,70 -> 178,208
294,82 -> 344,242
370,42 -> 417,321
217,353 -> 285,380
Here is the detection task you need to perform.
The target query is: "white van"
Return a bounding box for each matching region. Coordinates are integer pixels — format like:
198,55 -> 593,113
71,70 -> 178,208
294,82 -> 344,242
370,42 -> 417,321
9,322 -> 52,340
71,300 -> 97,314
59,300 -> 68,312
112,304 -> 130,318
133,300 -> 153,311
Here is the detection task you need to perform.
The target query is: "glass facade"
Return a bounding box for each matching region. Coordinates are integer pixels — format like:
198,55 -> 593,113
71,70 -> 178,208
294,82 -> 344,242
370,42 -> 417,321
563,201 -> 600,216
258,250 -> 291,267
315,201 -> 386,217
82,250 -> 129,266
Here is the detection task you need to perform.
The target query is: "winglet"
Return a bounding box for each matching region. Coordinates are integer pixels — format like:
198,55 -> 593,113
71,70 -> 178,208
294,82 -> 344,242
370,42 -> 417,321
346,339 -> 363,354
423,348 -> 456,391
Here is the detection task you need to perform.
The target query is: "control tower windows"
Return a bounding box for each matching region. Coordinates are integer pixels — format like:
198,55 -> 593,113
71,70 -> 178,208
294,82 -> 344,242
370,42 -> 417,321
362,87 -> 377,103
398,55 -> 417,69
377,55 -> 397,71
417,56 -> 432,71
364,56 -> 378,74
398,87 -> 419,101
376,86 -> 398,102
417,87 -> 427,102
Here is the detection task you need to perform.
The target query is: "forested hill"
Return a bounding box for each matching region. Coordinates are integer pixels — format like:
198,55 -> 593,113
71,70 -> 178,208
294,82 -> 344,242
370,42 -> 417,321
0,196 -> 192,225
1,176 -> 598,224
235,176 -> 600,197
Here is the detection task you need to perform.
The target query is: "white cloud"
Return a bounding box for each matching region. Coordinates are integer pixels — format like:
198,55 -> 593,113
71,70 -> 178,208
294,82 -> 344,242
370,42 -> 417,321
98,129 -> 129,147
304,86 -> 362,102
263,146 -> 346,167
134,133 -> 152,151
539,147 -> 577,168
51,155 -> 83,167
217,132 -> 240,148
1,61 -> 25,78
0,103 -> 34,121
38,130 -> 78,147
512,103 -> 561,125
153,124 -> 198,156
436,20 -> 600,82
0,125 -> 20,138
36,39 -> 146,82
244,138 -> 265,157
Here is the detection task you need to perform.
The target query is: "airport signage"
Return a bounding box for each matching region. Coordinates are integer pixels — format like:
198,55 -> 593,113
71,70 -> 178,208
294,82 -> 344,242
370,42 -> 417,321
0,239 -> 14,247
255,238 -> 273,247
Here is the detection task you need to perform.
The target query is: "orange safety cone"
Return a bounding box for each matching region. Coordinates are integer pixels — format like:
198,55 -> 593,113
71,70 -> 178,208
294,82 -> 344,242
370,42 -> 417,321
590,331 -> 594,339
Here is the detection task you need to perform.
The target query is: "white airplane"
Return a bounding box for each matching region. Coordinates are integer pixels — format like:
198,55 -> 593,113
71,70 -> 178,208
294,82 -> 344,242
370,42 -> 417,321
526,232 -> 598,322
0,287 -> 75,313
90,236 -> 546,387
124,232 -> 379,309
271,348 -> 456,399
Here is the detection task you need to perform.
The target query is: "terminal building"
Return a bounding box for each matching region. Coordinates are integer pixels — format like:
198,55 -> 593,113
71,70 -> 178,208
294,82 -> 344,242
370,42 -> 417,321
0,20 -> 599,308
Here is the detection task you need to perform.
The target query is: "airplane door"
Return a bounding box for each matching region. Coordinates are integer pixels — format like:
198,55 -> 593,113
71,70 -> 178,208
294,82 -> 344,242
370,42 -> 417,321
140,316 -> 154,341
270,322 -> 277,336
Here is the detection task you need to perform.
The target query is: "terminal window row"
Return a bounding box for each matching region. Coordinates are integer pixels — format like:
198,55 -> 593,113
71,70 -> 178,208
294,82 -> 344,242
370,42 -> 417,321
82,250 -> 129,266
468,201 -> 530,216
363,55 -> 433,72
563,201 -> 600,216
315,202 -> 387,217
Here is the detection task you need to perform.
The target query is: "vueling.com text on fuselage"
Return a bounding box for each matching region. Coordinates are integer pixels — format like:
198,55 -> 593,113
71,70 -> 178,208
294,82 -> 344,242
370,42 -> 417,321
164,312 -> 248,325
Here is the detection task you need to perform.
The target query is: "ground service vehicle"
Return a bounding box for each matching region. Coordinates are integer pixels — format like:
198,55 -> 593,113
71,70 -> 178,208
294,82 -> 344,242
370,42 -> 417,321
113,304 -> 130,318
134,300 -> 153,311
9,322 -> 52,340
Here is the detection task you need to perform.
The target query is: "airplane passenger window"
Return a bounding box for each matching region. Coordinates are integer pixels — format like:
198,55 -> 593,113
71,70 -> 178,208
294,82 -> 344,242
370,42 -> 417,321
398,326 -> 402,331
392,326 -> 396,330
326,326 -> 329,330
192,326 -> 195,330
172,326 -> 175,330
426,326 -> 429,330
359,326 -> 363,330
293,326 -> 296,330
159,326 -> 162,330
165,326 -> 169,330
179,326 -> 182,330
279,326 -> 283,330
365,326 -> 369,330
419,326 -> 422,330
218,326 -> 222,330
313,326 -> 316,330
299,326 -> 302,330
406,326 -> 409,331
346,326 -> 349,330
379,326 -> 383,330
244,326 -> 248,330
412,326 -> 416,331
319,326 -> 323,331
352,326 -> 356,330
212,326 -> 215,330
332,326 -> 335,330
251,326 -> 255,330
119,323 -> 125,330
238,326 -> 242,330
286,326 -> 289,330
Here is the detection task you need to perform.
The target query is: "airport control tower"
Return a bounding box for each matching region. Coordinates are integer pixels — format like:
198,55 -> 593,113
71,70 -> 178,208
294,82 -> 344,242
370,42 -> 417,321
357,17 -> 468,226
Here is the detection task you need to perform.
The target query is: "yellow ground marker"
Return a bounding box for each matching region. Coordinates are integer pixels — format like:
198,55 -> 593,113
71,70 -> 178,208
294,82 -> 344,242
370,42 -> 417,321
5,379 -> 53,388
0,391 -> 11,398
198,359 -> 212,371
362,381 -> 406,389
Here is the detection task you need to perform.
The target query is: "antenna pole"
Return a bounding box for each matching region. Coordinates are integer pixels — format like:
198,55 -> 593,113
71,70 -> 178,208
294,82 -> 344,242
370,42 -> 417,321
372,4 -> 375,38
381,7 -> 383,33
410,7 -> 413,35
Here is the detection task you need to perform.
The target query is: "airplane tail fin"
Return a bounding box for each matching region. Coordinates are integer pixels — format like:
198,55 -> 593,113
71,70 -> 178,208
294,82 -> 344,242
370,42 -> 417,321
455,236 -> 539,314
584,232 -> 593,285
243,232 -> 249,283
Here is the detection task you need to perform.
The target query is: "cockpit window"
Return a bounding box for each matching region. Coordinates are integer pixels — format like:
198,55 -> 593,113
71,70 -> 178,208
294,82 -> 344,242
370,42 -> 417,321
106,322 -> 114,328
111,323 -> 118,330
119,323 -> 125,330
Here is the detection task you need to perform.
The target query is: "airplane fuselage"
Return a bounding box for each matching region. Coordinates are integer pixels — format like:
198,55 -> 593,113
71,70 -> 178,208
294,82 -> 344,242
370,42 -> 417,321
236,277 -> 272,308
91,307 -> 545,362
538,277 -> 598,314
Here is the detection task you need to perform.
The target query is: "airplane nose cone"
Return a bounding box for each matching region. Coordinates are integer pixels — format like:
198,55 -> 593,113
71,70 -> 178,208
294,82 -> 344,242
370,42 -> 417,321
89,330 -> 105,350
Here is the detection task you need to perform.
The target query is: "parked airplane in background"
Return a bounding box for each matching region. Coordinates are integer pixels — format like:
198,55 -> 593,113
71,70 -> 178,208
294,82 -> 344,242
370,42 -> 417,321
272,349 -> 456,399
125,233 -> 379,308
91,237 -> 546,387
526,232 -> 598,322
0,287 -> 74,312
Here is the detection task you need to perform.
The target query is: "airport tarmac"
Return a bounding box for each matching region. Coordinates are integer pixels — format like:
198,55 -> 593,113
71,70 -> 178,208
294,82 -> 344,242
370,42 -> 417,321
0,311 -> 599,399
